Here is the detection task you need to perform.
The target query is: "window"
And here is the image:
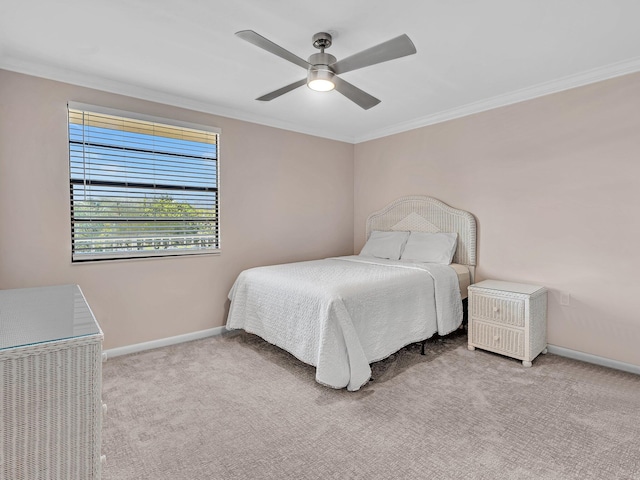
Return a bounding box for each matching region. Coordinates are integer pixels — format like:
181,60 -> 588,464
68,103 -> 220,262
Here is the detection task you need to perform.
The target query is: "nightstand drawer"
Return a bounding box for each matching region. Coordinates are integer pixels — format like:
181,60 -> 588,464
470,320 -> 524,357
470,294 -> 525,327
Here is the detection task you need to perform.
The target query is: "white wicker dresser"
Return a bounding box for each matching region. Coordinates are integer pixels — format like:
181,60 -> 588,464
467,280 -> 547,367
0,285 -> 104,479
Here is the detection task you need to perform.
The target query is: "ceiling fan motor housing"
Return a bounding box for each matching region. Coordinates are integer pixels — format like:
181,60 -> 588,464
308,52 -> 337,69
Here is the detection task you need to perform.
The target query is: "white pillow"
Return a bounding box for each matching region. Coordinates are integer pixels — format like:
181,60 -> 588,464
401,232 -> 458,264
359,231 -> 410,261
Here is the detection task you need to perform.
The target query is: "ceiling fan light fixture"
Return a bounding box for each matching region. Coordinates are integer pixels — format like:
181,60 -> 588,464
307,68 -> 335,92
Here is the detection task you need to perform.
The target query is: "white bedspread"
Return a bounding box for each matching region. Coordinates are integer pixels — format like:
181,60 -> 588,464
226,255 -> 462,391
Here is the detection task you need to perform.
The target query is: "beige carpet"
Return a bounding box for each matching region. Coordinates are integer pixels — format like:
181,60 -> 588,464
101,330 -> 640,480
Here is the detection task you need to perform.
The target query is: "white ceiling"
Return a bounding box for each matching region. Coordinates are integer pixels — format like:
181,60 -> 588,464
1,0 -> 640,143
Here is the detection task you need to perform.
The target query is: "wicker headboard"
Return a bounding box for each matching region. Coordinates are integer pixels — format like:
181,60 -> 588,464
366,196 -> 477,272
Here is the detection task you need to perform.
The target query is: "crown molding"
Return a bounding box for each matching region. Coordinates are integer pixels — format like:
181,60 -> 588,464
0,55 -> 356,144
354,55 -> 640,143
2,53 -> 639,145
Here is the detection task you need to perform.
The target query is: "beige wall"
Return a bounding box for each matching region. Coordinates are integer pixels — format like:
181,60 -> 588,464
2,68 -> 639,368
0,69 -> 354,349
355,72 -> 640,366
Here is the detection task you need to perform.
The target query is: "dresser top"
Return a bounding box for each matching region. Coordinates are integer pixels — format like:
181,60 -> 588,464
0,284 -> 101,350
469,279 -> 546,296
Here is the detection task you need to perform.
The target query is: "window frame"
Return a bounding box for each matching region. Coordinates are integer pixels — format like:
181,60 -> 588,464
67,102 -> 221,263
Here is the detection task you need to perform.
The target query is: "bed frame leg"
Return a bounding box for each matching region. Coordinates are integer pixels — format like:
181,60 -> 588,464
462,298 -> 469,330
420,340 -> 427,355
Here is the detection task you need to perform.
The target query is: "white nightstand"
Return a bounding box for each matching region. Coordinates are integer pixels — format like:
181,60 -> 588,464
467,280 -> 547,367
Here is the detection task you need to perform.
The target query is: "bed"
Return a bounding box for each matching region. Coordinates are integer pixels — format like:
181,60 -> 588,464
226,196 -> 477,391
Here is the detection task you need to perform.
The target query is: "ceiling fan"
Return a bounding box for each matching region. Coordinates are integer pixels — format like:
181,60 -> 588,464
235,30 -> 417,110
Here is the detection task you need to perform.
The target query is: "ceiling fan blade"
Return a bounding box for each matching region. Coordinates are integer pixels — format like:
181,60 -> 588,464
332,34 -> 416,75
256,78 -> 307,101
236,30 -> 311,70
332,76 -> 380,110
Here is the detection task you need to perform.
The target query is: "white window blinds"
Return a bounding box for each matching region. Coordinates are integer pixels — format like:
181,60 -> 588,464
68,104 -> 220,261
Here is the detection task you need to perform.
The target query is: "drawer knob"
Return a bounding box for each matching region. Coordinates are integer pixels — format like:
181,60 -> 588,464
493,335 -> 500,342
493,306 -> 499,313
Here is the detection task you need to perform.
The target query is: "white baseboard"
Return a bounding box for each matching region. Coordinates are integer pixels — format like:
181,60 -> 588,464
104,326 -> 235,360
547,344 -> 640,375
104,333 -> 639,376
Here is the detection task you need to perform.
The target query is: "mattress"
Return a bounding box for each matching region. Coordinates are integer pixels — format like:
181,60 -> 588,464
450,263 -> 471,299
